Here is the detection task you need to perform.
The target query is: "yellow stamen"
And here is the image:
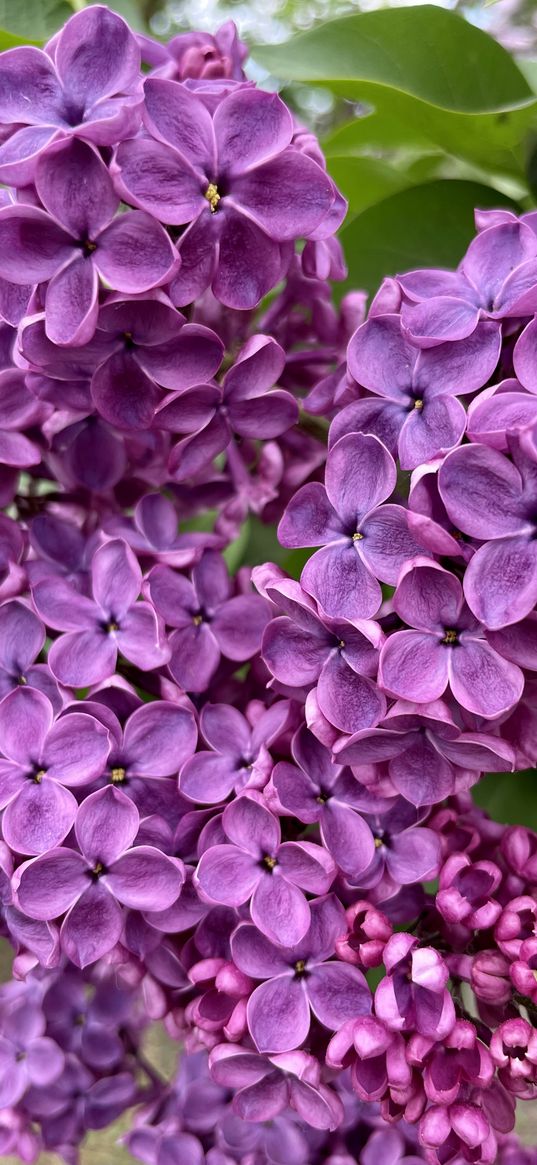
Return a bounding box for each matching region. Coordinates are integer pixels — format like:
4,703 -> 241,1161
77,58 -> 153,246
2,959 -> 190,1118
443,629 -> 458,645
205,183 -> 221,213
111,767 -> 126,784
352,532 -> 364,542
414,399 -> 424,410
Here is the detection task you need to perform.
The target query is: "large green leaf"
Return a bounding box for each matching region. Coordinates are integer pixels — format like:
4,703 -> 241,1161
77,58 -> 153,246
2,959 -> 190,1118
473,769 -> 537,831
327,156 -> 413,214
337,179 -> 519,297
0,0 -> 73,40
254,8 -> 537,176
324,112 -> 437,158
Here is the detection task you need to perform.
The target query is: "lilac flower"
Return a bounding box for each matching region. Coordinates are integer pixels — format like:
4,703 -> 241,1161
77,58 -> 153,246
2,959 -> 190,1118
399,221 -> 537,344
114,80 -> 339,308
195,792 -> 335,946
139,22 -> 247,81
20,295 -> 224,430
467,380 -> 537,452
14,786 -> 184,967
408,1019 -> 493,1106
490,1019 -> 537,1092
145,551 -> 270,692
375,934 -> 455,1039
0,368 -> 44,469
0,993 -> 64,1108
0,138 -> 177,346
336,699 -> 515,806
0,6 -> 142,185
378,560 -> 524,717
341,315 -> 499,468
163,335 -> 298,481
351,799 -> 442,891
335,899 -> 392,969
269,726 -> 376,879
278,433 -> 427,620
418,1102 -> 497,1165
209,1044 -> 344,1129
0,599 -> 62,709
0,686 -> 110,855
436,854 -> 503,930
439,439 -> 537,628
230,894 -> 371,1053
96,699 -> 197,819
258,573 -> 385,735
326,1015 -> 410,1103
106,492 -> 223,569
180,700 -> 290,804
32,539 -> 170,687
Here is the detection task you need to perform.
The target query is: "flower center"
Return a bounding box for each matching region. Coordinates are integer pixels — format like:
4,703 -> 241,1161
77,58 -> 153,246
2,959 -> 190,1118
31,769 -> 46,784
294,959 -> 308,978
90,862 -> 104,881
205,183 -> 221,213
81,238 -> 97,257
374,836 -> 383,848
413,398 -> 424,410
192,613 -> 203,626
17,674 -> 27,686
111,767 -> 127,784
262,854 -> 277,871
352,532 -> 364,542
106,620 -> 120,633
442,628 -> 459,646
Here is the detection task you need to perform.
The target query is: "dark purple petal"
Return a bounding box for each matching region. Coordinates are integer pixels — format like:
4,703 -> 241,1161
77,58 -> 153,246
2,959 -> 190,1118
36,138 -> 118,237
96,211 -> 177,293
55,6 -> 140,105
247,976 -> 309,1053
15,848 -> 87,920
61,884 -> 123,968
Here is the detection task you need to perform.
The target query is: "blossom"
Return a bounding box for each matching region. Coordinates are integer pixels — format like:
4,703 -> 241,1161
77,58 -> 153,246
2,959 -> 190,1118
375,935 -> 455,1039
231,894 -> 371,1053
0,992 -> 64,1108
208,1044 -> 344,1129
180,700 -> 290,804
0,138 -> 177,345
114,80 -> 340,308
0,600 -> 61,708
14,786 -> 184,967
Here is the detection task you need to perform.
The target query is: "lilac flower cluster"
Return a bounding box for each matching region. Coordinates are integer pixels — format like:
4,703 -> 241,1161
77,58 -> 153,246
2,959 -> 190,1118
0,5 -> 535,1163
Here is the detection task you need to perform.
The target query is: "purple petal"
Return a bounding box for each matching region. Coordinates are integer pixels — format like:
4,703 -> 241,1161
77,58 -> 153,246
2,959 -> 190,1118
48,629 -> 117,688
138,323 -> 223,391
439,444 -> 525,539
393,561 -> 462,632
55,6 -> 140,104
389,735 -> 455,806
247,976 -> 309,1053
360,504 -> 429,585
143,77 -> 215,172
196,844 -> 258,906
415,322 -> 501,398
61,884 -> 123,968
234,1071 -> 288,1122
106,847 -> 183,910
386,827 -> 440,884
347,314 -> 413,399
92,539 -> 141,619
468,386 -> 537,451
114,137 -> 204,225
75,786 -> 139,866
31,576 -> 97,631
124,702 -> 196,776
0,46 -> 62,124
317,653 -> 386,735
212,595 -> 270,661
464,536 -> 537,629
325,433 -> 396,528
36,138 -> 117,237
2,779 -> 77,856
0,126 -> 57,186
0,600 -> 44,675
223,794 -> 280,857
328,397 -> 404,457
169,623 -> 220,692
45,712 -> 110,786
212,209 -> 284,310
261,615 -> 327,688
301,542 -> 382,621
462,221 -> 536,303
398,395 -> 467,470
15,848 -> 87,920
180,752 -> 236,804
278,482 -> 343,548
92,351 -> 159,431
251,875 -> 310,947
200,703 -> 250,757
26,1036 -> 64,1087
307,962 -> 370,1029
277,840 -> 335,894
45,256 -> 99,347
117,603 -> 170,671
229,389 -> 298,439
379,630 -> 448,703
0,686 -> 52,765
0,206 -> 72,284
231,922 -> 290,979
320,801 -> 375,878
215,88 -> 292,173
231,151 -> 334,240
402,297 -> 480,345
449,638 -> 523,718
96,212 -> 177,293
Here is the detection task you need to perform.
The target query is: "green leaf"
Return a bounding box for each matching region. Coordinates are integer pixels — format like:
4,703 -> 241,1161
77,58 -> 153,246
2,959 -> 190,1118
327,156 -> 412,215
473,769 -> 537,832
324,112 -> 436,157
254,7 -> 537,176
336,179 -> 520,297
0,0 -> 73,40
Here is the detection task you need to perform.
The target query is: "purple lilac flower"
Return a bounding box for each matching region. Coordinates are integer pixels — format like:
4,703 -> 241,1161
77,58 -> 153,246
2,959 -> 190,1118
195,791 -> 335,946
0,138 -> 177,346
0,6 -> 142,185
351,799 -> 442,891
105,492 -> 224,568
375,934 -> 455,1039
209,1044 -> 344,1129
467,380 -> 537,451
378,560 -> 524,717
114,80 -> 340,308
145,550 -> 270,692
94,698 -> 197,819
341,315 -> 499,468
439,438 -> 537,628
436,853 -> 503,930
138,22 -> 247,81
0,599 -> 62,709
0,686 -> 110,855
180,699 -> 290,804
230,894 -> 371,1053
278,432 -> 427,620
32,538 -> 170,687
326,1015 -> 410,1103
14,786 -> 184,967
0,991 -> 64,1107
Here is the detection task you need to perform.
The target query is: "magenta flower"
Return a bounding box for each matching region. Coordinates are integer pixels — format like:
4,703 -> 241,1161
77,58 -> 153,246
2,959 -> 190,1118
0,6 -> 142,185
408,1020 -> 493,1106
0,686 -> 110,855
14,786 -> 184,967
342,315 -> 499,468
270,726 -> 376,879
439,439 -> 537,629
375,934 -> 455,1039
114,80 -> 339,308
209,1044 -> 344,1129
230,894 -> 371,1053
337,699 -> 514,806
32,539 -> 170,687
378,560 -> 524,717
180,700 -> 290,804
259,574 -> 385,735
278,433 -> 427,620
436,854 -> 503,930
419,1102 -> 497,1165
146,550 -> 270,693
0,138 -> 177,346
399,221 -> 537,344
139,21 -> 247,81
326,1015 -> 410,1103
20,295 -> 223,430
196,792 -> 335,947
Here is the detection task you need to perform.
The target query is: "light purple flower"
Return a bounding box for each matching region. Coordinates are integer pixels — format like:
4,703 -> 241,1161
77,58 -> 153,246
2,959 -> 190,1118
258,572 -> 385,736
32,538 -> 170,687
209,1044 -> 343,1129
195,791 -> 335,946
342,314 -> 499,468
399,221 -> 537,344
0,686 -> 110,855
351,799 -> 442,891
14,786 -> 184,967
439,440 -> 537,628
139,21 -> 247,81
278,432 -> 427,620
0,6 -> 142,185
378,560 -> 524,717
467,380 -> 537,452
375,934 -> 455,1039
96,698 -> 197,820
231,894 -> 371,1053
436,853 -> 502,930
180,700 -> 290,804
0,138 -> 177,346
114,80 -> 339,308
0,995 -> 64,1107
146,551 -> 270,693
270,726 -> 376,879
0,599 -> 62,709
326,1015 -> 410,1103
